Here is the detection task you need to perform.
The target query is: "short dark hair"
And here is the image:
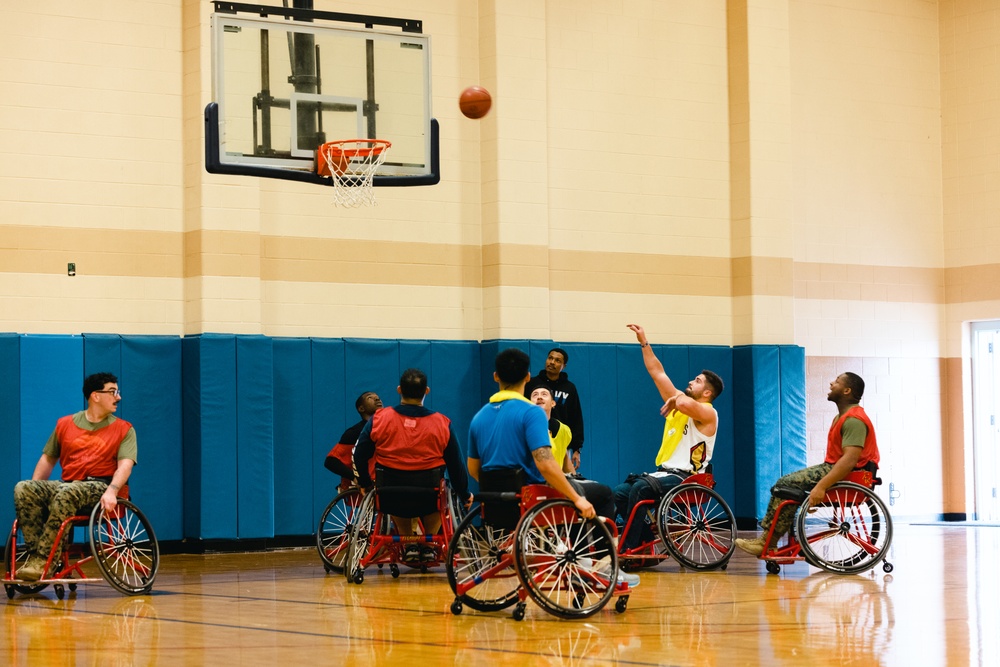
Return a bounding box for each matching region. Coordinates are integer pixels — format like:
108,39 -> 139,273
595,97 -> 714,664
399,368 -> 427,399
355,391 -> 376,412
83,372 -> 118,400
495,348 -> 531,385
549,347 -> 569,365
701,370 -> 724,400
529,385 -> 553,400
841,372 -> 865,400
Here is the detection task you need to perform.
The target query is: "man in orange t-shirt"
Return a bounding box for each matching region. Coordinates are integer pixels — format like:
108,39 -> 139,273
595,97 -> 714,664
13,372 -> 138,581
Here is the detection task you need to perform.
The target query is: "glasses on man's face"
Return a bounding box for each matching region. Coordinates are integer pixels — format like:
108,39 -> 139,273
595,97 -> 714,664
95,389 -> 121,398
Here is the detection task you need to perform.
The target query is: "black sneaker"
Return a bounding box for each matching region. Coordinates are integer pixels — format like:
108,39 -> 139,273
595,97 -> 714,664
402,545 -> 421,563
419,545 -> 437,563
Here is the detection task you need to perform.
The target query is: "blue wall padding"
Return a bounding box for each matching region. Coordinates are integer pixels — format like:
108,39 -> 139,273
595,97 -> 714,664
344,338 -> 400,415
574,344 -> 618,484
272,338 -> 315,536
779,346 -> 807,478
236,336 -> 275,538
311,338 -> 346,520
0,334 -> 20,528
182,335 -> 239,539
689,346 -> 736,507
181,336 -> 203,537
19,335 -> 82,481
83,334 -> 122,385
121,336 -> 183,540
429,340 -> 481,462
731,346 -> 758,520
615,344 -> 662,482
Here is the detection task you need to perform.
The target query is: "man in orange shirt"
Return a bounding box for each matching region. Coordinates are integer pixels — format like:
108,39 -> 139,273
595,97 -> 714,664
13,372 -> 138,580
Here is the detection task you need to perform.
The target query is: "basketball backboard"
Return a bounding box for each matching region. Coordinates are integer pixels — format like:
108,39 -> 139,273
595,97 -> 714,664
205,2 -> 438,186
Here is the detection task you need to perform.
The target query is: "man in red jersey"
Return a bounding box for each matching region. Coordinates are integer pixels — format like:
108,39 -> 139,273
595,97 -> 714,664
14,372 -> 137,580
736,372 -> 880,556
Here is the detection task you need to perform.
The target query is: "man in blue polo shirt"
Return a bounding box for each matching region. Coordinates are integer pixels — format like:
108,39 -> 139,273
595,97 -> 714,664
467,348 -> 594,517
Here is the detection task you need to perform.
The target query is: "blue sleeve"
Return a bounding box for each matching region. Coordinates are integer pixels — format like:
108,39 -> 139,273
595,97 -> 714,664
524,405 -> 551,452
467,416 -> 479,459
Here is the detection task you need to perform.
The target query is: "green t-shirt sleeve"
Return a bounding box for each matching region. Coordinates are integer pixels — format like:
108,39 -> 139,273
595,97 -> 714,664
117,427 -> 138,464
42,428 -> 60,458
841,416 -> 867,448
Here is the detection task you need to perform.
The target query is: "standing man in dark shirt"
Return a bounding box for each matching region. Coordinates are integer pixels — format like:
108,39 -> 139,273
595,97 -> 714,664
325,391 -> 382,489
524,347 -> 585,469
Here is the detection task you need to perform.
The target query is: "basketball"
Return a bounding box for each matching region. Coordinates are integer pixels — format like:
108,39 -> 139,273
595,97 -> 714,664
459,85 -> 492,119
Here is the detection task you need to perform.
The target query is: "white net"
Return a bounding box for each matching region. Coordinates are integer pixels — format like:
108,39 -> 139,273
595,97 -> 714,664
318,140 -> 391,207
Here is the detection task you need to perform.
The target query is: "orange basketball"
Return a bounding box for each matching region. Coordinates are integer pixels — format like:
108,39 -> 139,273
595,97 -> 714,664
459,85 -> 492,119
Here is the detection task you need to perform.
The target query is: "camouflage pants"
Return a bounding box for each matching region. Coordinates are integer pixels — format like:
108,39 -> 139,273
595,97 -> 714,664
760,463 -> 834,540
13,480 -> 108,558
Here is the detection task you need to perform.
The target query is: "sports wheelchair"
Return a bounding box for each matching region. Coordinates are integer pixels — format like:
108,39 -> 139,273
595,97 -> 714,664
617,464 -> 737,571
447,468 -> 631,621
759,466 -> 893,575
4,488 -> 159,599
342,467 -> 463,584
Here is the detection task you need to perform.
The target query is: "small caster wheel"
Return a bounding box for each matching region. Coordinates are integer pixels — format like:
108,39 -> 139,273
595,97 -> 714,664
615,596 -> 629,613
68,583 -> 77,593
54,584 -> 65,600
450,599 -> 463,615
390,564 -> 400,578
882,561 -> 894,573
420,565 -> 428,574
512,603 -> 526,622
5,585 -> 14,600
572,591 -> 586,609
765,561 -> 780,575
377,564 -> 384,571
352,569 -> 364,585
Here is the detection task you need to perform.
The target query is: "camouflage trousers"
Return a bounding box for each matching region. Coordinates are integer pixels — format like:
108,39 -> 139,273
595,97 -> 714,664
760,463 -> 834,540
13,480 -> 108,558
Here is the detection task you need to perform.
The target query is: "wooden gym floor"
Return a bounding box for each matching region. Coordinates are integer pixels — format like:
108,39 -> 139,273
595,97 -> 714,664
4,524 -> 998,666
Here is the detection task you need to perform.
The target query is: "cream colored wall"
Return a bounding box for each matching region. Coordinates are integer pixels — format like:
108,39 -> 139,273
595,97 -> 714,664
0,1 -> 185,334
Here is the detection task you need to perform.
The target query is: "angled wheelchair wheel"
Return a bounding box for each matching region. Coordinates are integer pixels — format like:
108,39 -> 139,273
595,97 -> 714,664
316,488 -> 362,573
657,484 -> 736,571
344,492 -> 378,584
796,481 -> 893,574
89,500 -> 159,595
513,499 -> 617,619
4,532 -> 48,595
446,503 -> 520,612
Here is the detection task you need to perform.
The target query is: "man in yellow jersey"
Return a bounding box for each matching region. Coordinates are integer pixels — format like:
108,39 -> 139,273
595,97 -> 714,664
614,325 -> 724,552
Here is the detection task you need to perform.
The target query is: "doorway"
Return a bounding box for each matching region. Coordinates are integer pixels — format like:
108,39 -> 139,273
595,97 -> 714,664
971,321 -> 1000,521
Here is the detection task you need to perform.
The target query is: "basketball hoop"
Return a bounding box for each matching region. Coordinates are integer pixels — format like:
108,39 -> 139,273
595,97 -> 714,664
316,139 -> 392,207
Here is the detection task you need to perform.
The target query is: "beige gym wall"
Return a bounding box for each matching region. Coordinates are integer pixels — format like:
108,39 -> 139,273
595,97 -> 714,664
1,1 -> 998,517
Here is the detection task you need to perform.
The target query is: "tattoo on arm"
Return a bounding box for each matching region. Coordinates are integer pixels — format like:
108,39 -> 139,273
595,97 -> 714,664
532,447 -> 554,463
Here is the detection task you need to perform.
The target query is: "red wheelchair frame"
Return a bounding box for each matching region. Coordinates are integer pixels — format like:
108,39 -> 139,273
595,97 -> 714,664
617,468 -> 737,571
759,469 -> 894,575
343,477 -> 461,584
448,483 -> 631,621
4,488 -> 159,599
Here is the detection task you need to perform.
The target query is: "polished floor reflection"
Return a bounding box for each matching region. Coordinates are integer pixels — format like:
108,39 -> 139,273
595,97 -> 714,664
4,524 -> 998,666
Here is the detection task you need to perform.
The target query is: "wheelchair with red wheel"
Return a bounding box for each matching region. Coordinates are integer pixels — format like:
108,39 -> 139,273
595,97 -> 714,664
617,464 -> 737,572
342,467 -> 463,584
4,487 -> 159,600
759,466 -> 893,575
447,468 -> 631,621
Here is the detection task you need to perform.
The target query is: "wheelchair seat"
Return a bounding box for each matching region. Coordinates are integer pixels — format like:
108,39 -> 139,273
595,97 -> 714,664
374,466 -> 444,519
